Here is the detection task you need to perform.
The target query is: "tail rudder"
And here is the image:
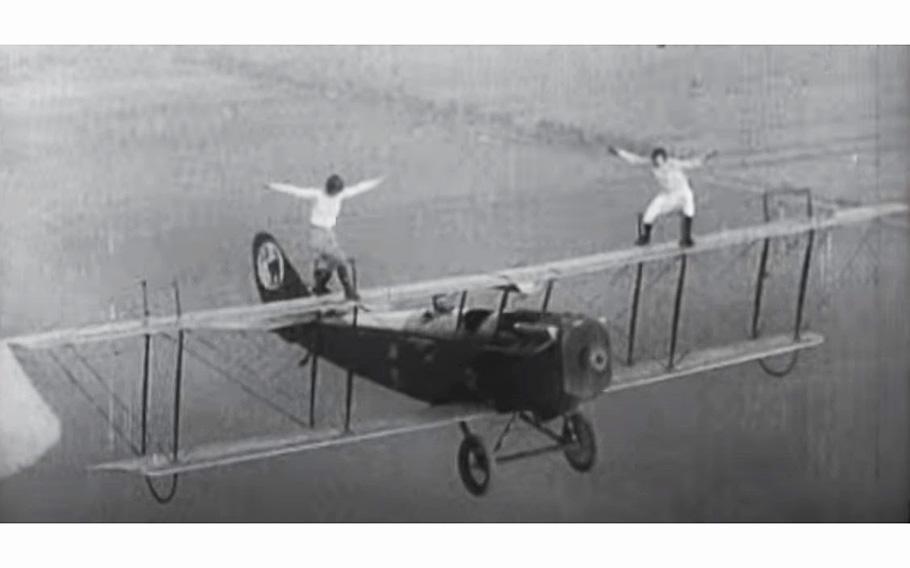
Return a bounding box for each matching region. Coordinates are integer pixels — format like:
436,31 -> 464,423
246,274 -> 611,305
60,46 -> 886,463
252,232 -> 311,303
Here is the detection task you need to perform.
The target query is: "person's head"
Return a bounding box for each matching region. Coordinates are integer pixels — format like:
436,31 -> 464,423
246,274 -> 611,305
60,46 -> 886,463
325,174 -> 345,196
651,147 -> 668,167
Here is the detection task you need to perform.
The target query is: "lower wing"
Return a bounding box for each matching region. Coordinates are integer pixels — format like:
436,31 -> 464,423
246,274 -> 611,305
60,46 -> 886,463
90,332 -> 822,478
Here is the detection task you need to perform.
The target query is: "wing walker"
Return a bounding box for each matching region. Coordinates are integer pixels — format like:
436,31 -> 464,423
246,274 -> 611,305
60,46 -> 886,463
2,190 -> 905,500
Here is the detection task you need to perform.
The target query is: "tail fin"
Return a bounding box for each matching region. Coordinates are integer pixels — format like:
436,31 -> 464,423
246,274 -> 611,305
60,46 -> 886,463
0,342 -> 61,480
252,232 -> 314,343
252,232 -> 311,303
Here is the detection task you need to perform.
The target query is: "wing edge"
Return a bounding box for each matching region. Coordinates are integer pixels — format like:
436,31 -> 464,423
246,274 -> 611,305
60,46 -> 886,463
608,331 -> 824,393
91,402 -> 493,477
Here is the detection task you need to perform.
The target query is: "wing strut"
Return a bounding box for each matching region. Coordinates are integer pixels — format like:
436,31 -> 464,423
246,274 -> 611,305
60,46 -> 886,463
454,291 -> 468,333
140,281 -> 185,504
667,254 -> 689,370
624,244 -> 688,370
540,279 -> 555,313
139,280 -> 152,455
751,189 -> 816,377
493,286 -> 512,339
626,261 -> 645,365
308,317 -> 321,428
343,305 -> 359,432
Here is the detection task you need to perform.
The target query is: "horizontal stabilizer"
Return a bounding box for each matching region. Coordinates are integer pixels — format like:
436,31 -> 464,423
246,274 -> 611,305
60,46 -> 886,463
92,402 -> 493,477
609,332 -> 824,393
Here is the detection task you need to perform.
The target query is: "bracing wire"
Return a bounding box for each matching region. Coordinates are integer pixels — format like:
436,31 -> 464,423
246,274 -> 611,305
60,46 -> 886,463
160,333 -> 308,429
189,334 -> 299,403
66,346 -> 132,417
46,351 -> 141,455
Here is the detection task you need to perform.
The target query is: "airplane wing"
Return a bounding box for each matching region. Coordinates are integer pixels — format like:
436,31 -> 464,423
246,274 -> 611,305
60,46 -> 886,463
89,331 -> 823,478
4,201 -> 905,351
366,201 -> 906,304
92,402 -> 494,477
609,331 -> 824,393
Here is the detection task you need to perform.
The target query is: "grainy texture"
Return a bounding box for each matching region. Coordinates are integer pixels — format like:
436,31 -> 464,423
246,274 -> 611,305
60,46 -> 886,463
0,46 -> 908,521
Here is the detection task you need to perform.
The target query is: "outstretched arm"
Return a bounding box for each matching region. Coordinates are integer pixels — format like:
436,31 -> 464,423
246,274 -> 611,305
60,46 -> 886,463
342,176 -> 385,199
609,146 -> 651,166
672,149 -> 718,170
265,182 -> 322,200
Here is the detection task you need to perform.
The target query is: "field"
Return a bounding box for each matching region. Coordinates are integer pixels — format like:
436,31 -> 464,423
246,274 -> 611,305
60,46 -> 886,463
0,46 -> 908,521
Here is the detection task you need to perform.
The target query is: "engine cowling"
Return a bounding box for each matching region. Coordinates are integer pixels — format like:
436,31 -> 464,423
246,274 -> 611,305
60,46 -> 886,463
471,311 -> 612,419
560,315 -> 613,403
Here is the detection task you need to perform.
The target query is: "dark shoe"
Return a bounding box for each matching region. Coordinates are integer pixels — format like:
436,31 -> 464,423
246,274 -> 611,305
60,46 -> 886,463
312,268 -> 333,296
336,265 -> 360,301
680,215 -> 695,248
635,222 -> 653,246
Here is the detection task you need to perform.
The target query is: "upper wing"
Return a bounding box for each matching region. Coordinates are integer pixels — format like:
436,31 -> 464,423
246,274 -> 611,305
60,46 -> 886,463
4,201 -> 906,350
5,296 -> 359,349
363,201 -> 905,300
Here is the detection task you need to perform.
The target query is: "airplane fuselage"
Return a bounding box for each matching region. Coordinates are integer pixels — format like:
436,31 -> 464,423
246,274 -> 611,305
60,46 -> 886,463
286,307 -> 612,420
252,231 -> 612,420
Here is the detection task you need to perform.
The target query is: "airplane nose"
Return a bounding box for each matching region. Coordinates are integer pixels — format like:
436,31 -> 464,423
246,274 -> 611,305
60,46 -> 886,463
561,317 -> 612,400
583,345 -> 609,373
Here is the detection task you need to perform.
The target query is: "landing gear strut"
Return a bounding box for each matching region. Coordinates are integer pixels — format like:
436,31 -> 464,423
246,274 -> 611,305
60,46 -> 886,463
455,412 -> 597,497
562,413 -> 596,472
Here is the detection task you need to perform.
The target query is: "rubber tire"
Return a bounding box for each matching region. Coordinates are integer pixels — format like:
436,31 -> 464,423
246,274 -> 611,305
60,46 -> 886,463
457,435 -> 493,496
563,413 -> 597,472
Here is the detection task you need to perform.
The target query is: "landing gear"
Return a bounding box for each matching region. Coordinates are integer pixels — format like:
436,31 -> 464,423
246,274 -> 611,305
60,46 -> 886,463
457,431 -> 494,496
562,413 -> 596,472
455,412 -> 597,496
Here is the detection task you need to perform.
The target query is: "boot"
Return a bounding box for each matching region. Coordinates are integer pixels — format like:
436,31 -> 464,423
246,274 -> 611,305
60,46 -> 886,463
635,219 -> 653,246
336,264 -> 360,301
680,215 -> 695,248
312,267 -> 333,296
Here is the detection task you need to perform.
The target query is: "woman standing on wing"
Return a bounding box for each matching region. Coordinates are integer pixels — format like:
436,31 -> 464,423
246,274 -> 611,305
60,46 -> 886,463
266,174 -> 384,300
609,145 -> 717,247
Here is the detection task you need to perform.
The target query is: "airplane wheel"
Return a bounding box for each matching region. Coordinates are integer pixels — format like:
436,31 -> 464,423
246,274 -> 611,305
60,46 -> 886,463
562,413 -> 596,472
457,435 -> 493,496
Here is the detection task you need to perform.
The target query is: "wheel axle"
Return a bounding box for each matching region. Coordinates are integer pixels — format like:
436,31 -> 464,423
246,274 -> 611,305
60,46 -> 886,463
454,412 -> 597,496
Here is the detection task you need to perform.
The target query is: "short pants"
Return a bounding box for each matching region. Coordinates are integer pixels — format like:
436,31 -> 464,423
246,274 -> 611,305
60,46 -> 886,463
642,189 -> 695,224
310,226 -> 347,271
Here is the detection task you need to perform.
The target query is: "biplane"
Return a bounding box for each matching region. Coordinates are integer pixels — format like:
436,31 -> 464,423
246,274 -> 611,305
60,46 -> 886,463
1,190 -> 906,501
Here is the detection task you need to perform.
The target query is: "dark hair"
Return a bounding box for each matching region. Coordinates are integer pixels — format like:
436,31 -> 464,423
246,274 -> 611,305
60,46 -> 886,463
325,174 -> 345,195
651,147 -> 668,163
